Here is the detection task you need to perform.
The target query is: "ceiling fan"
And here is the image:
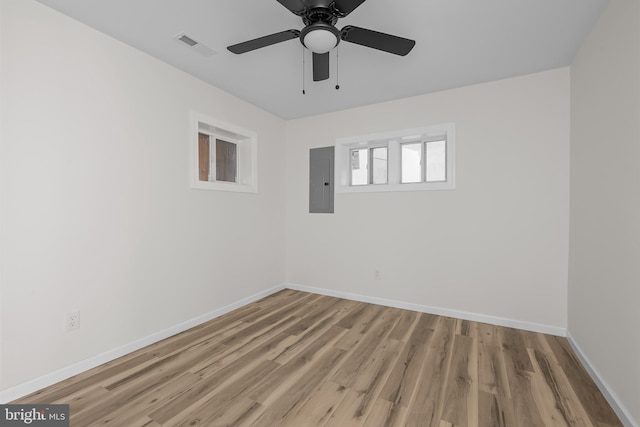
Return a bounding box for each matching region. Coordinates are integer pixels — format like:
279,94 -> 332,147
227,0 -> 416,82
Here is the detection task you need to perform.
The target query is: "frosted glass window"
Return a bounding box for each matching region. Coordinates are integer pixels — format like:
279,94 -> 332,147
371,147 -> 388,184
426,140 -> 446,182
401,143 -> 422,183
335,123 -> 455,193
350,148 -> 368,186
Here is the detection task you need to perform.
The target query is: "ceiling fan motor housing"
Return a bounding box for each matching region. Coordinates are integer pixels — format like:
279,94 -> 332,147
302,5 -> 339,26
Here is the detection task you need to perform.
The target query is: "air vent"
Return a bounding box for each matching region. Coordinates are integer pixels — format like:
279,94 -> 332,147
174,32 -> 216,57
178,34 -> 198,47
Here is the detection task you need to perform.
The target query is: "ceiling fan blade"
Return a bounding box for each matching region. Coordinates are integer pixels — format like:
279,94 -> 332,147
227,30 -> 300,54
313,52 -> 330,81
341,25 -> 415,56
275,0 -> 307,15
333,0 -> 367,16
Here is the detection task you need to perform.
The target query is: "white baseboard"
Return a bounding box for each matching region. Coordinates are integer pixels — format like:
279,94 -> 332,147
0,284 -> 285,404
285,283 -> 567,337
566,331 -> 638,427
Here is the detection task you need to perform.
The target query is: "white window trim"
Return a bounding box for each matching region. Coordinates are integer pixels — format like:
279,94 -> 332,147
190,112 -> 258,193
335,123 -> 456,193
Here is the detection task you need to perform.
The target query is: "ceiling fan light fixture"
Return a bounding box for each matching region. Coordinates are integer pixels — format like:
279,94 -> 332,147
301,23 -> 340,54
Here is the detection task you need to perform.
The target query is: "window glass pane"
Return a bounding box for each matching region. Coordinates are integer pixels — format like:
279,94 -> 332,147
198,133 -> 211,181
350,148 -> 368,186
426,140 -> 446,182
401,142 -> 422,183
216,139 -> 237,182
371,147 -> 388,184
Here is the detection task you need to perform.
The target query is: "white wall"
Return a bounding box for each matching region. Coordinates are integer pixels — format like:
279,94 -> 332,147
0,0 -> 286,390
569,0 -> 640,424
285,68 -> 571,330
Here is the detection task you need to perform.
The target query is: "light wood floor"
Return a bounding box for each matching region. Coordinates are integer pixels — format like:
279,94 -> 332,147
14,290 -> 622,426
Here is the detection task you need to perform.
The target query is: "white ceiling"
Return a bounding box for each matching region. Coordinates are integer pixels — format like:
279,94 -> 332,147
35,0 -> 608,119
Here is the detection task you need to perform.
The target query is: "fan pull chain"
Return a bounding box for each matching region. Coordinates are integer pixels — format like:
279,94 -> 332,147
335,46 -> 340,90
302,46 -> 306,95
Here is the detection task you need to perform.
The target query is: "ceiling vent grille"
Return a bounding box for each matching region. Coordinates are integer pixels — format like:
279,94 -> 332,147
178,34 -> 198,47
174,33 -> 216,57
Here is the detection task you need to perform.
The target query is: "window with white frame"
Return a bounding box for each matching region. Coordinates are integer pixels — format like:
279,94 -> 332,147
350,145 -> 388,186
190,113 -> 257,193
335,123 -> 455,193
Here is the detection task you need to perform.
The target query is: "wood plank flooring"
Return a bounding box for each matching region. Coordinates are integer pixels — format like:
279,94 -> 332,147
13,290 -> 623,426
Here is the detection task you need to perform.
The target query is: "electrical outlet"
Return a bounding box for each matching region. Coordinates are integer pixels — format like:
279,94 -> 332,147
66,310 -> 80,332
375,270 -> 381,280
